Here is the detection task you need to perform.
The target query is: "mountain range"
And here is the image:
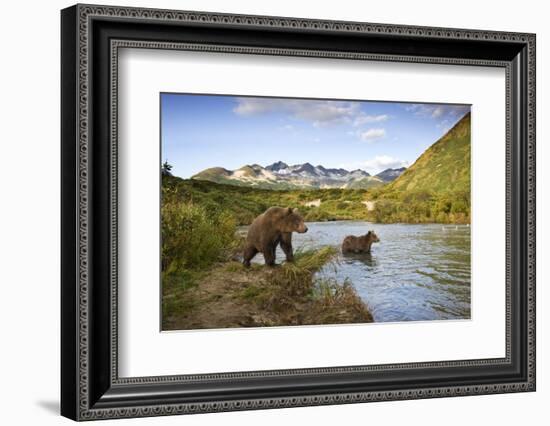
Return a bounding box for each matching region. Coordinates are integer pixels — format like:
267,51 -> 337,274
189,111 -> 470,193
191,161 -> 406,190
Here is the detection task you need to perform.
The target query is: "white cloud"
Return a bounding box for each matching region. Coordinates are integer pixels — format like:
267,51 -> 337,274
233,99 -> 274,115
404,103 -> 470,133
358,128 -> 386,142
430,106 -> 445,118
234,98 -> 363,127
405,103 -> 469,120
353,114 -> 389,126
299,102 -> 360,127
436,118 -> 452,132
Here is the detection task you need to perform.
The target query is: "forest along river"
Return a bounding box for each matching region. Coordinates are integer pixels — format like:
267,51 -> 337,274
239,221 -> 471,323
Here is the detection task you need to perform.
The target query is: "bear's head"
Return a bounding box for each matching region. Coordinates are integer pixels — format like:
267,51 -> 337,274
282,208 -> 308,233
366,230 -> 380,243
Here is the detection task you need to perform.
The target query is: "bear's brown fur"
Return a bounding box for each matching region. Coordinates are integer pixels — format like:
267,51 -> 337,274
341,231 -> 380,254
243,207 -> 308,267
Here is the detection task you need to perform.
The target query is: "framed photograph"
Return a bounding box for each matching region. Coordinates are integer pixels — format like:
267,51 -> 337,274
61,4 -> 536,421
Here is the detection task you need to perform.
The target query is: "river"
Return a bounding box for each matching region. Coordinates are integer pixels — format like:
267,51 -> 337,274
243,220 -> 471,323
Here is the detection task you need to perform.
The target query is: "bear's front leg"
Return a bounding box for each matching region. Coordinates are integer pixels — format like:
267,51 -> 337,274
243,244 -> 258,268
280,232 -> 294,262
263,245 -> 277,267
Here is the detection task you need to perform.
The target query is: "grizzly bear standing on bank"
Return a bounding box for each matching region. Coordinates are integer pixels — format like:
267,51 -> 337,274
341,231 -> 380,254
243,207 -> 308,267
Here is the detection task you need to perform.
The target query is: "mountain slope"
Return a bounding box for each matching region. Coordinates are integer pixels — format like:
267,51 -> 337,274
387,113 -> 470,194
191,162 -> 402,190
376,167 -> 407,182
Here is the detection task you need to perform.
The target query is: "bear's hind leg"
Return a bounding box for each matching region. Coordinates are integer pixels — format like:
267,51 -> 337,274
243,244 -> 258,267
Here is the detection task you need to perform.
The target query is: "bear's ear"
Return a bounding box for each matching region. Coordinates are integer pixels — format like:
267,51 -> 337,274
287,207 -> 293,215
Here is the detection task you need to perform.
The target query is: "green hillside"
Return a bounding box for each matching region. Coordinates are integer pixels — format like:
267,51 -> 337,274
191,167 -> 230,183
389,112 -> 470,194
344,176 -> 385,189
368,112 -> 471,223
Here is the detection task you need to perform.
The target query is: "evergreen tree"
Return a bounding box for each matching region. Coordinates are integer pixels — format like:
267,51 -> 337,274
162,160 -> 173,176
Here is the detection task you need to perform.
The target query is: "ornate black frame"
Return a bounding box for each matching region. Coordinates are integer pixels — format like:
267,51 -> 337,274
61,4 -> 536,421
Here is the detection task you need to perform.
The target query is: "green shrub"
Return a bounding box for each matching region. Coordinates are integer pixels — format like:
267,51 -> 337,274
161,200 -> 237,274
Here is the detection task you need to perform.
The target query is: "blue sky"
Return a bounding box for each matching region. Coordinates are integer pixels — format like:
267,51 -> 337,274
161,93 -> 470,178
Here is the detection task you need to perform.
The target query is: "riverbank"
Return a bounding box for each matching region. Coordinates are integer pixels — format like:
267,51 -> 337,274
162,247 -> 373,330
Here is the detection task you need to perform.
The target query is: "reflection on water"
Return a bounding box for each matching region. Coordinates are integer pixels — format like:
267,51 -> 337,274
341,252 -> 378,268
242,221 -> 471,323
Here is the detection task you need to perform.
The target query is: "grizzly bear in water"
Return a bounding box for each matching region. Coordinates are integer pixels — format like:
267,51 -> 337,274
341,231 -> 380,254
243,207 -> 308,267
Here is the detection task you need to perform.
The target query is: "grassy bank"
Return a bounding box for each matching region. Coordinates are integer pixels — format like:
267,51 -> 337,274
162,247 -> 373,330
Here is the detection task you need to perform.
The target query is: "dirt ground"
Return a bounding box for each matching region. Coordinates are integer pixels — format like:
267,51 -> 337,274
162,261 -> 373,331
